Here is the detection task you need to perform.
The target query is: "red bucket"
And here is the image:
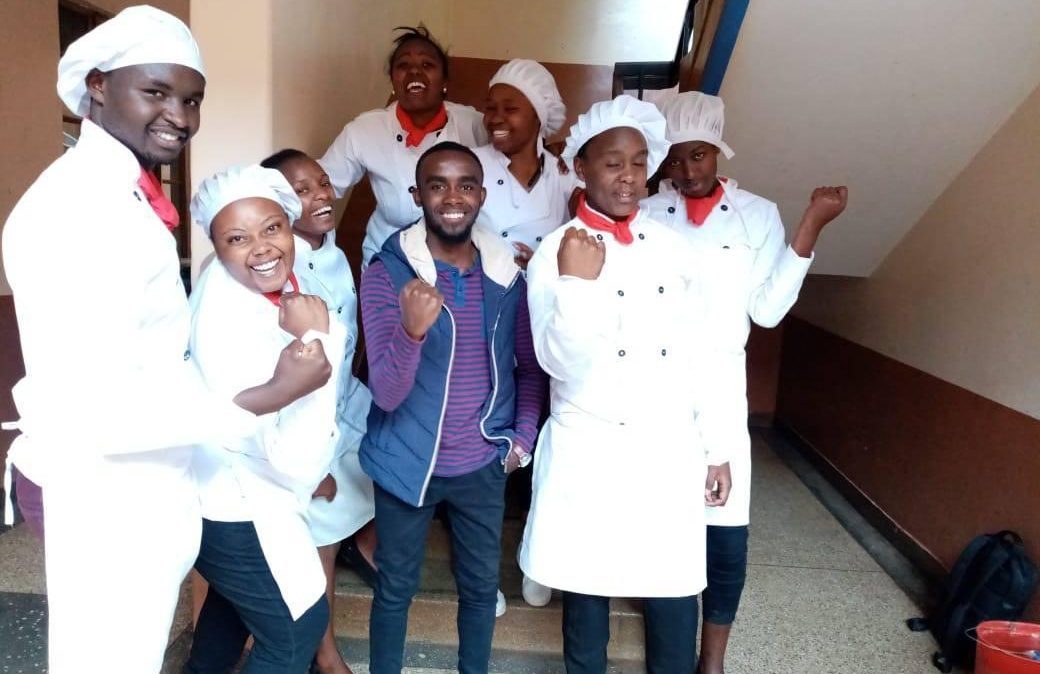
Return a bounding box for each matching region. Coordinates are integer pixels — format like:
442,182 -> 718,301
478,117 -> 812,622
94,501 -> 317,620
974,621 -> 1040,674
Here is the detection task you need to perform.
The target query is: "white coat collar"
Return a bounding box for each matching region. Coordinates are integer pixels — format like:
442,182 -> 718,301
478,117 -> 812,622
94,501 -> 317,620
398,219 -> 520,288
75,118 -> 144,190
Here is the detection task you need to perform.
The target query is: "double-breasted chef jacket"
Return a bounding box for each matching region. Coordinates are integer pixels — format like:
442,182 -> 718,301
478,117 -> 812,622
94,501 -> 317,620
472,143 -> 580,251
2,119 -> 257,673
641,177 -> 813,526
319,101 -> 488,264
189,259 -> 345,619
293,232 -> 374,546
518,208 -> 747,598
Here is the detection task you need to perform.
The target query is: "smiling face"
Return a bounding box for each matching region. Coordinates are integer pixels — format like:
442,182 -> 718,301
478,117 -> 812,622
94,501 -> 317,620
574,127 -> 648,219
390,38 -> 446,116
85,63 -> 205,169
483,83 -> 540,156
413,149 -> 486,245
662,140 -> 720,198
277,156 -> 335,246
210,197 -> 295,294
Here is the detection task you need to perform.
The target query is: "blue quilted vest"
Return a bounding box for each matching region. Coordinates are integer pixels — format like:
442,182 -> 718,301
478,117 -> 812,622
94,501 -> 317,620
360,230 -> 523,506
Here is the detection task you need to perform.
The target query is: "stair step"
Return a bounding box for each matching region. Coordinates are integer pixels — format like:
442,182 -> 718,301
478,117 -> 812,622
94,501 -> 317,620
333,519 -> 646,663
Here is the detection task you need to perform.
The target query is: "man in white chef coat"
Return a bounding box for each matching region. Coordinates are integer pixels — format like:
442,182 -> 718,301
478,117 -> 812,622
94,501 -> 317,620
1,7 -> 281,673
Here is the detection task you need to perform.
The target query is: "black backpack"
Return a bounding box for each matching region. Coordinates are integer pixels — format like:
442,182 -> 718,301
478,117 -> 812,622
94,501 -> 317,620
906,530 -> 1038,672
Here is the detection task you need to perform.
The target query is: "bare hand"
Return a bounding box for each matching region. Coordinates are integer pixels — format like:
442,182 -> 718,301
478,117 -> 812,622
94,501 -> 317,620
513,242 -> 535,270
312,473 -> 337,502
705,462 -> 732,507
279,293 -> 330,339
503,443 -> 527,474
557,227 -> 605,280
399,278 -> 444,340
803,186 -> 848,231
271,338 -> 332,402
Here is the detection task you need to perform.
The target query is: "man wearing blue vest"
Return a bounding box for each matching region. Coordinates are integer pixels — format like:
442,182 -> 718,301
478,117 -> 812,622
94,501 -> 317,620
358,141 -> 547,674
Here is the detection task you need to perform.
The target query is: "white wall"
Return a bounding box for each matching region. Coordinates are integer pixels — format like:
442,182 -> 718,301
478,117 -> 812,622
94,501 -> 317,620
719,0 -> 1040,277
443,0 -> 687,65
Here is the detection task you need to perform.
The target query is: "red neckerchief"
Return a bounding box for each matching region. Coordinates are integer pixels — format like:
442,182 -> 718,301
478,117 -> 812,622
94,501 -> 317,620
683,178 -> 726,227
576,193 -> 636,245
396,103 -> 448,148
262,272 -> 299,307
137,167 -> 179,231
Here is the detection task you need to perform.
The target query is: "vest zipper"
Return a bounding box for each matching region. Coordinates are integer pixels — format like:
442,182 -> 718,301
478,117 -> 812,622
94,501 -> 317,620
418,305 -> 456,506
479,272 -> 520,454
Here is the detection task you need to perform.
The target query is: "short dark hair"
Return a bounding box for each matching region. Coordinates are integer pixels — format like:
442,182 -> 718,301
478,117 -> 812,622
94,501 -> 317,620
260,148 -> 310,171
414,141 -> 483,186
387,25 -> 449,80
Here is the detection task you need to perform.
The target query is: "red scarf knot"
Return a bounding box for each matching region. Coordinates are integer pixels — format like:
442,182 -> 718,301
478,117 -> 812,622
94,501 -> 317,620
683,179 -> 725,227
137,167 -> 180,231
576,193 -> 636,245
262,272 -> 300,307
396,103 -> 449,148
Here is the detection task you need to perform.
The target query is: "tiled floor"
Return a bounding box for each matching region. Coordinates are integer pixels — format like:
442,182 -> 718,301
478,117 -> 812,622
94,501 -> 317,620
0,430 -> 946,673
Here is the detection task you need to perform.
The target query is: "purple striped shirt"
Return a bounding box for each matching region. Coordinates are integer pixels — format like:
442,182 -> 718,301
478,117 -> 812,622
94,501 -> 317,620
361,255 -> 545,477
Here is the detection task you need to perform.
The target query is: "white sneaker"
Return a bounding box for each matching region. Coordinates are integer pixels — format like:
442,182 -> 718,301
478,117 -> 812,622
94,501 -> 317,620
495,589 -> 507,617
521,575 -> 552,607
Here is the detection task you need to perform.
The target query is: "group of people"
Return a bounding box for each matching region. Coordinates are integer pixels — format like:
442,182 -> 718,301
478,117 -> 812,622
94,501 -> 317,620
1,6 -> 848,674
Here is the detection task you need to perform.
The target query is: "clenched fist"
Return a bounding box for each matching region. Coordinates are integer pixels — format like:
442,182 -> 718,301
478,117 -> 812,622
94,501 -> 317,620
804,186 -> 848,232
279,292 -> 329,339
400,278 -> 444,340
271,338 -> 332,402
557,226 -> 605,280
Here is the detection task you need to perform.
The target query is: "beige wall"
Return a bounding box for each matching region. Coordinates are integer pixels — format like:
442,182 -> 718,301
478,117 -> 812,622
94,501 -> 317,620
719,0 -> 1040,277
442,0 -> 686,66
794,82 -> 1040,418
0,0 -> 189,295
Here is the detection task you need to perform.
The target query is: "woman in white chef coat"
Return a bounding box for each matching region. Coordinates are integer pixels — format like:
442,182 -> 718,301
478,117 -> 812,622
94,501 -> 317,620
641,91 -> 848,674
520,96 -> 745,674
320,25 -> 487,265
262,148 -> 375,674
473,59 -> 579,269
185,165 -> 345,673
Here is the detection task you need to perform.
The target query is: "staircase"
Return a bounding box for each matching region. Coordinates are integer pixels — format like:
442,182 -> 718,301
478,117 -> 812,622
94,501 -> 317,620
330,518 -> 647,673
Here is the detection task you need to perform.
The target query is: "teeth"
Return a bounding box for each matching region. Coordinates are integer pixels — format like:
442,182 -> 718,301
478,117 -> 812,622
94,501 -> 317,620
492,130 -> 509,138
251,259 -> 278,273
312,206 -> 332,217
153,130 -> 180,142
441,212 -> 464,221
407,81 -> 426,92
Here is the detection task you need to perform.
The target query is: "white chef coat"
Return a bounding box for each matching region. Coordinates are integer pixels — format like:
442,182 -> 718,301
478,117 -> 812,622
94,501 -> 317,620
319,101 -> 488,264
641,177 -> 814,526
189,259 -> 345,619
518,209 -> 746,598
472,144 -> 579,251
293,233 -> 374,545
1,119 -> 256,674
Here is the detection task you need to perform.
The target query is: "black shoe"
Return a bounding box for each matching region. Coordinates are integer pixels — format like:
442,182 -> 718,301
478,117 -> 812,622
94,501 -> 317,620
337,536 -> 378,589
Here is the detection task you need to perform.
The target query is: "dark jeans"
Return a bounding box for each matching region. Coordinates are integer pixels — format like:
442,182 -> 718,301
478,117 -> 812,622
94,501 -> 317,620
562,591 -> 698,674
702,524 -> 749,625
184,519 -> 329,674
370,459 -> 507,674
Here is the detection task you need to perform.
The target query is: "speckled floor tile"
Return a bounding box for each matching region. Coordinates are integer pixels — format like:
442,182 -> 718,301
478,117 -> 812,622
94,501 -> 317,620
0,592 -> 47,673
0,525 -> 45,595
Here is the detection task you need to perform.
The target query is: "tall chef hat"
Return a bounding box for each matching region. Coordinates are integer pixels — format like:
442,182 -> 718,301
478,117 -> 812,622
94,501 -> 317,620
488,59 -> 567,138
658,91 -> 734,159
57,5 -> 205,117
561,94 -> 670,176
190,164 -> 302,237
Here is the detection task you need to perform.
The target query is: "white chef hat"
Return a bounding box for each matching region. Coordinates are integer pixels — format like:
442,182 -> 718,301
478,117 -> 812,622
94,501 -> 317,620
57,5 -> 205,118
658,91 -> 734,159
191,164 -> 302,237
488,59 -> 567,138
562,94 -> 670,176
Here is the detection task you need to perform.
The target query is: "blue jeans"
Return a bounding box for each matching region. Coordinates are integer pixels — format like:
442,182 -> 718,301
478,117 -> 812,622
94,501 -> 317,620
184,519 -> 329,674
562,592 -> 698,674
701,524 -> 749,625
369,459 -> 507,674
